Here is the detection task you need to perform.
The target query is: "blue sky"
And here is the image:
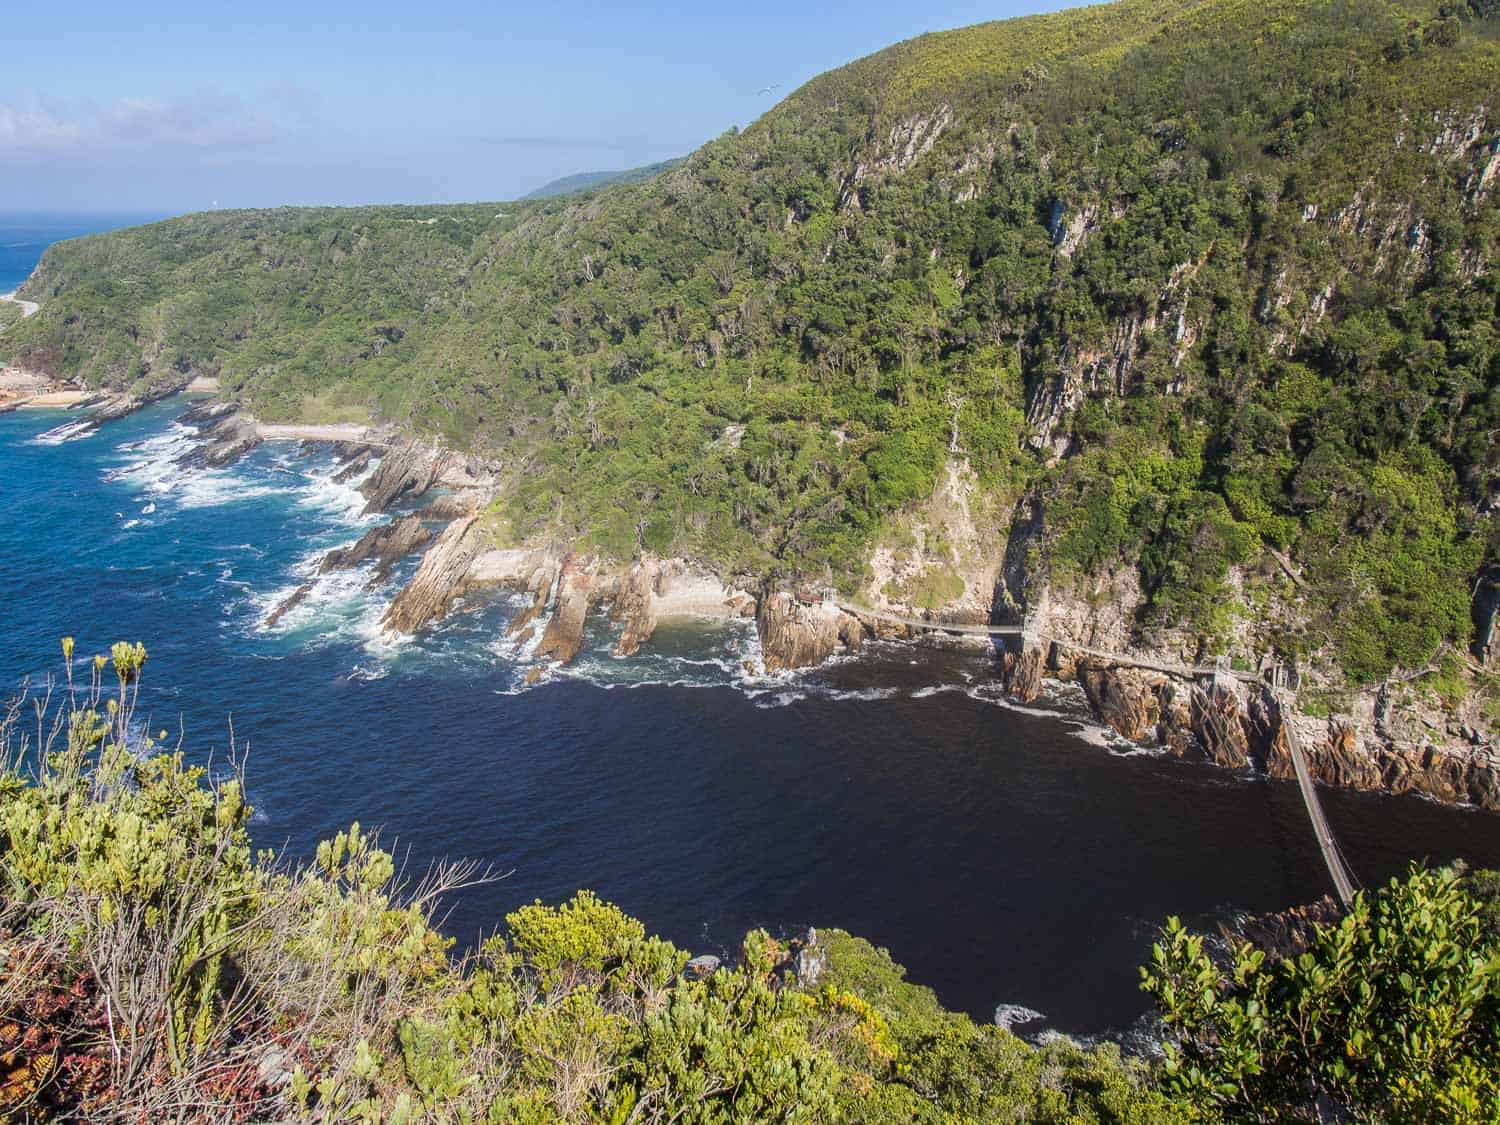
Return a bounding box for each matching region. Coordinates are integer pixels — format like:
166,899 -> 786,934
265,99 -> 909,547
2,1 -> 1070,213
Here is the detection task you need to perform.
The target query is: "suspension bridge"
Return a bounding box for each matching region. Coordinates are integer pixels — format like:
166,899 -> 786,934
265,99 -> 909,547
836,601 -> 1360,908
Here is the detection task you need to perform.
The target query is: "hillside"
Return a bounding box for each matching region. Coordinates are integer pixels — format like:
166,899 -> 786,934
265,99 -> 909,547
5,0 -> 1499,714
522,158 -> 685,199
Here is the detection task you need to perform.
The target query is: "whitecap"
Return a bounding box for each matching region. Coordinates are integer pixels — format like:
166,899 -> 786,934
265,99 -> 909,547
994,1003 -> 1046,1033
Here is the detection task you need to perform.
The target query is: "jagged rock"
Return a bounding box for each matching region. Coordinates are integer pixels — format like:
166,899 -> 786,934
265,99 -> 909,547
381,515 -> 486,634
177,399 -> 238,429
1190,674 -> 1252,769
504,561 -> 561,639
319,514 -> 433,586
360,440 -> 452,514
1004,643 -> 1046,704
533,555 -> 594,665
1158,680 -> 1199,757
265,583 -> 313,628
181,411 -> 262,469
1246,687 -> 1293,776
413,491 -> 484,520
613,560 -> 658,657
331,446 -> 374,484
1080,665 -> 1161,742
757,592 -> 862,673
524,666 -> 545,686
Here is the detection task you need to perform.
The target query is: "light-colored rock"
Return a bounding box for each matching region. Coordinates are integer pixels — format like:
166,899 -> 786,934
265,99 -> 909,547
757,593 -> 862,673
381,515 -> 486,635
534,555 -> 595,665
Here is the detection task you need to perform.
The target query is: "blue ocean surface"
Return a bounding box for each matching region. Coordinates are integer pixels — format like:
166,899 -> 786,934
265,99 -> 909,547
4,218 -> 1500,1037
0,212 -> 162,292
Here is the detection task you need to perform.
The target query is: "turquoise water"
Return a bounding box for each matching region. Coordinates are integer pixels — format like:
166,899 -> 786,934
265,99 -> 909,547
0,213 -> 161,292
4,220 -> 1500,1037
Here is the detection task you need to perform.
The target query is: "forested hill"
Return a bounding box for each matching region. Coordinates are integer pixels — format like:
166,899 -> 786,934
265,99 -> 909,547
522,159 -> 685,199
7,0 -> 1500,690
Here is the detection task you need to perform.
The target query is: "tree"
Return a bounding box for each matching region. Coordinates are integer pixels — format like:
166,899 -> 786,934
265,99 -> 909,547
1142,865 -> 1500,1122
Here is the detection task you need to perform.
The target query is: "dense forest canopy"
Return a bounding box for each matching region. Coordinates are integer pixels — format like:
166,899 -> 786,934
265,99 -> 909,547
6,0 -> 1499,689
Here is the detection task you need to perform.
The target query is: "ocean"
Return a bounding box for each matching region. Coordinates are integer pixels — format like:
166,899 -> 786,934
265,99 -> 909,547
0,213 -> 161,293
4,215 -> 1500,1037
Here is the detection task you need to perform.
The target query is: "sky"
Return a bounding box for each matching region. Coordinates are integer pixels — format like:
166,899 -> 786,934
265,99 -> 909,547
0,0 -> 1072,214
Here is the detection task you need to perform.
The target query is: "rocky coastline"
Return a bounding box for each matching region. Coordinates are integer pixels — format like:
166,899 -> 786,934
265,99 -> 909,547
39,389 -> 1500,817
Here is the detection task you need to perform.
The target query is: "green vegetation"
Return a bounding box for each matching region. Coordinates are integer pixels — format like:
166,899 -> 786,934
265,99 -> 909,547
0,644 -> 1173,1121
5,0 -> 1499,688
3,643 -> 1499,1120
522,160 -> 686,200
1143,864 -> 1500,1121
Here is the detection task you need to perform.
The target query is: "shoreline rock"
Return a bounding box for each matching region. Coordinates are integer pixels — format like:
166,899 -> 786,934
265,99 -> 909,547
320,514 -> 434,587
533,555 -> 596,666
381,515 -> 487,635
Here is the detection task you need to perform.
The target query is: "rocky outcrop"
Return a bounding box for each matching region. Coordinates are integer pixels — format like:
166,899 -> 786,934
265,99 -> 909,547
264,583 -> 313,628
381,515 -> 487,635
331,444 -> 374,484
757,593 -> 863,673
176,410 -> 262,469
1190,674 -> 1253,770
1002,641 -> 1046,704
320,514 -> 433,587
612,561 -> 658,658
533,556 -> 595,666
1080,665 -> 1163,742
360,441 -> 453,514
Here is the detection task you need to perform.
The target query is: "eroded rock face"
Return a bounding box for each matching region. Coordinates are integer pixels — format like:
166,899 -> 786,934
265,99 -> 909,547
381,515 -> 486,634
613,561 -> 658,658
1190,675 -> 1253,769
534,556 -> 595,666
1079,665 -> 1162,742
1004,643 -> 1046,704
757,593 -> 863,673
360,441 -> 453,514
320,514 -> 433,587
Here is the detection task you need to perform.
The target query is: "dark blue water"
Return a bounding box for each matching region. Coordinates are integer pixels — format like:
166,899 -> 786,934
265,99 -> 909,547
0,213 -> 161,293
4,222 -> 1500,1038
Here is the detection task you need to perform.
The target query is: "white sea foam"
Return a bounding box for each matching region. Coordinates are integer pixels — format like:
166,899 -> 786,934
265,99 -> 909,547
994,1003 -> 1046,1032
30,418 -> 96,445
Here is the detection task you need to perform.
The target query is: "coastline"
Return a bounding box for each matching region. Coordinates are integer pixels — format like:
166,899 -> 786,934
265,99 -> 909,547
21,386 -> 1500,816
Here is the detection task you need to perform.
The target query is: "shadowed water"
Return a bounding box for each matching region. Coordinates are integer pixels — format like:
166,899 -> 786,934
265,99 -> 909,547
5,398 -> 1500,1039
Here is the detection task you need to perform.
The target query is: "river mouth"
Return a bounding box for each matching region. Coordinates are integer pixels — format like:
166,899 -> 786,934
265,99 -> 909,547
5,399 -> 1500,1039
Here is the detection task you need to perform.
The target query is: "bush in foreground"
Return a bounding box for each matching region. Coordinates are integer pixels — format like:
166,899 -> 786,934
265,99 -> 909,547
2,642 -> 1498,1121
0,644 -> 1171,1121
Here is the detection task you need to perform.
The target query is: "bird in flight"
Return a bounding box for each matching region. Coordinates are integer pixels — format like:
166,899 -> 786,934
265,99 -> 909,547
756,83 -> 781,96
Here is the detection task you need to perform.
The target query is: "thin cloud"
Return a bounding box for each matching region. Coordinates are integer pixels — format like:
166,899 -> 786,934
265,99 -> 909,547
0,93 -> 277,154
